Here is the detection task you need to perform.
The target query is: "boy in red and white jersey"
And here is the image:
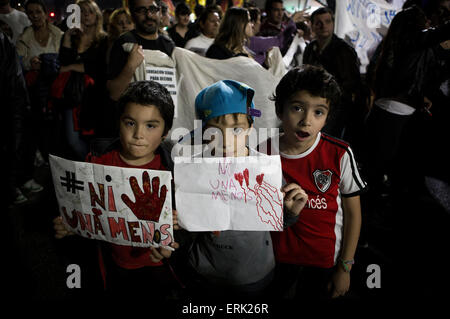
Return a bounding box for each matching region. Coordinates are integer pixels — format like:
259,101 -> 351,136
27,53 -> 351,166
263,65 -> 367,299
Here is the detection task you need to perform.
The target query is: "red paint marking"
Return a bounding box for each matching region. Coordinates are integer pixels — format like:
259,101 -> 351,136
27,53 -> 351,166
256,173 -> 264,185
232,168 -> 283,231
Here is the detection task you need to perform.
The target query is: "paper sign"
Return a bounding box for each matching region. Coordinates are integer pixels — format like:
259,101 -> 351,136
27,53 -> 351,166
335,0 -> 404,73
145,65 -> 178,116
49,154 -> 174,249
174,155 -> 284,231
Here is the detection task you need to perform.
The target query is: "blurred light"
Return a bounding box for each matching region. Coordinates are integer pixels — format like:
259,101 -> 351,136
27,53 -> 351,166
49,12 -> 55,18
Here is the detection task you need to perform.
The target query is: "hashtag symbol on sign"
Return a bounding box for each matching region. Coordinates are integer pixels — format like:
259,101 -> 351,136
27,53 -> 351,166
60,171 -> 84,194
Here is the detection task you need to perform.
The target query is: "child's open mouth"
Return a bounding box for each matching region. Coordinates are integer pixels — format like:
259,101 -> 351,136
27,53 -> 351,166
296,130 -> 310,141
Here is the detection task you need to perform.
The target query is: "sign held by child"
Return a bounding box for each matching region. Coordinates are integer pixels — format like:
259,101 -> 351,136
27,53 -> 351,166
49,154 -> 174,250
174,155 -> 284,231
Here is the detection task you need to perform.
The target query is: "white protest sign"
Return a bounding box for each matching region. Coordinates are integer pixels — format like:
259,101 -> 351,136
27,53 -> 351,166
334,0 -> 405,73
145,66 -> 178,117
120,45 -> 179,118
49,154 -> 174,249
174,155 -> 284,231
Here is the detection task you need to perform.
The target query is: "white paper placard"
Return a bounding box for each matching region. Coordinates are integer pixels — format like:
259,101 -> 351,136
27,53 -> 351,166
175,155 -> 284,231
49,154 -> 174,249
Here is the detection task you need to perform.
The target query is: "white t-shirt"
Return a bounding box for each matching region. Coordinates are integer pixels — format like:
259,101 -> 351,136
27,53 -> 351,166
184,33 -> 214,56
16,24 -> 63,70
0,9 -> 30,44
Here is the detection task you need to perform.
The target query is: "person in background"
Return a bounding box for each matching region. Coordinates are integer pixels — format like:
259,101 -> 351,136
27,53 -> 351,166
102,7 -> 115,33
107,7 -> 134,62
106,0 -> 175,102
167,2 -> 197,47
258,0 -> 297,54
205,6 -> 253,60
15,0 -> 63,199
303,7 -> 365,151
248,6 -> 261,35
0,18 -> 12,39
247,6 -> 305,67
0,0 -> 30,44
364,5 -> 450,199
1,28 -> 32,205
159,1 -> 171,35
57,0 -> 109,159
16,0 -> 63,72
184,5 -> 220,56
108,7 -> 134,42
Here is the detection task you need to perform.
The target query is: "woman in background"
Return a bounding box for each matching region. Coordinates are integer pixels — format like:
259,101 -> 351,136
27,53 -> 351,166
167,2 -> 197,47
184,5 -> 220,56
205,6 -> 253,60
58,0 -> 109,160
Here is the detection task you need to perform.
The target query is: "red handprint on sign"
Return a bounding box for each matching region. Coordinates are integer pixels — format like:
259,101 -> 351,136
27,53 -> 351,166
121,171 -> 167,222
234,168 -> 283,231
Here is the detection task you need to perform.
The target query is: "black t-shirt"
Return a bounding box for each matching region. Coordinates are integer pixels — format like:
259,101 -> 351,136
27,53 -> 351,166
167,23 -> 198,48
205,43 -> 249,60
107,30 -> 175,80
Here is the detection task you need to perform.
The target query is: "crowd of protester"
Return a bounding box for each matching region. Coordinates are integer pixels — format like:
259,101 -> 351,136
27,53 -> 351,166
1,0 -> 449,302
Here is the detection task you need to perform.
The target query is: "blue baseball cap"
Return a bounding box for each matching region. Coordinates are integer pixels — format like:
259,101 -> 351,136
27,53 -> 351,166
195,80 -> 261,125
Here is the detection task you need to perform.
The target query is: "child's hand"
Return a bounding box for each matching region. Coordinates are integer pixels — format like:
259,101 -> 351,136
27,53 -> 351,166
53,216 -> 74,239
282,183 -> 308,216
148,242 -> 179,263
328,268 -> 351,298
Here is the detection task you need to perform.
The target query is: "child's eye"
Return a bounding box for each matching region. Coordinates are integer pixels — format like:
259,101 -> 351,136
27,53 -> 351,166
232,127 -> 245,135
293,105 -> 304,112
204,127 -> 222,136
125,120 -> 135,127
146,123 -> 156,129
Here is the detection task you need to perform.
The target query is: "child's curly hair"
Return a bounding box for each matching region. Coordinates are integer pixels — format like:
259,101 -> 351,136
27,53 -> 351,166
272,65 -> 341,121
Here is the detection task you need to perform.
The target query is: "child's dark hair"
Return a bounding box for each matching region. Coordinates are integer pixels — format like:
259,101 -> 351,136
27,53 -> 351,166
117,81 -> 174,136
272,65 -> 341,119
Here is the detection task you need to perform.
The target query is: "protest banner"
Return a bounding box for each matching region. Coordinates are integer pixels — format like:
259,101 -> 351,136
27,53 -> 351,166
121,45 -> 179,117
174,155 -> 284,231
334,0 -> 405,73
49,155 -> 174,249
170,47 -> 283,138
145,66 -> 178,116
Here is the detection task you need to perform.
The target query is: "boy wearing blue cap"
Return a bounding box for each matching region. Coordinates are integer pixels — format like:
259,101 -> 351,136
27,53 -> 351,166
179,79 -> 308,300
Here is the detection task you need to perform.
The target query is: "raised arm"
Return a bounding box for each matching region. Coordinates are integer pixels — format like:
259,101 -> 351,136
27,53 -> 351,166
106,43 -> 144,101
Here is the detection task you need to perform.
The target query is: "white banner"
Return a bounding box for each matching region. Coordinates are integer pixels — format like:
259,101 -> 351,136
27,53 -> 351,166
49,155 -> 174,249
174,155 -> 284,231
335,0 -> 405,73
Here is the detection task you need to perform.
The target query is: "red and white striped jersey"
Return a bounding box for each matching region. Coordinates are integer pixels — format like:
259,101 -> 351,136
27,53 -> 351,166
266,132 -> 367,268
